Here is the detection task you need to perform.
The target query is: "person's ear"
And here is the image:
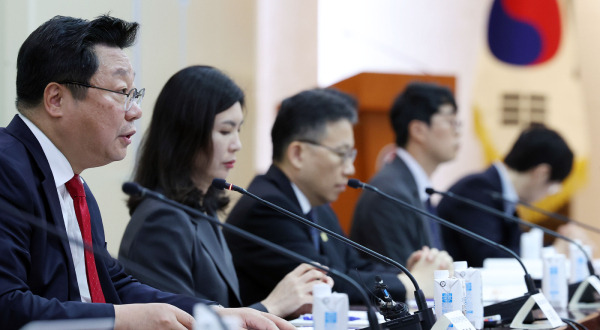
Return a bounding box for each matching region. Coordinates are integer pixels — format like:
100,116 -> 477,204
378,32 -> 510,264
407,120 -> 428,144
531,163 -> 551,184
286,141 -> 307,170
43,83 -> 67,118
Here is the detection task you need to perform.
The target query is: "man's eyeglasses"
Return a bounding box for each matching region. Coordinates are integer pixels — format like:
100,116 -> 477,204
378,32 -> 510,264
297,139 -> 357,164
432,113 -> 461,130
59,81 -> 145,112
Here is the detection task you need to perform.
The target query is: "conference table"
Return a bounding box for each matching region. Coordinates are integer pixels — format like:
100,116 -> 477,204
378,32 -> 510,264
294,304 -> 600,329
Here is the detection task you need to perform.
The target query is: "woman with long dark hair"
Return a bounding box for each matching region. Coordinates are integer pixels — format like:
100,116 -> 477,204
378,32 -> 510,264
118,65 -> 332,318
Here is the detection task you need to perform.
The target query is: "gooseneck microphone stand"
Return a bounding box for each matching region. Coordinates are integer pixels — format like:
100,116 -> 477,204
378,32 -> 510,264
212,178 -> 435,330
428,187 -> 600,307
348,179 -> 539,325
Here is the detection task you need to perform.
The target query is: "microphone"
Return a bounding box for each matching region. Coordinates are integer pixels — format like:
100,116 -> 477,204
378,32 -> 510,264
483,189 -> 600,235
347,179 -> 538,325
426,187 -> 596,278
428,187 -> 600,307
122,182 -> 381,330
373,276 -> 409,321
212,178 -> 435,330
122,182 -> 151,198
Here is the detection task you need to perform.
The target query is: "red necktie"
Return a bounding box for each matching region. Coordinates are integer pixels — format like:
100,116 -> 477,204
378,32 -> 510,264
65,174 -> 105,303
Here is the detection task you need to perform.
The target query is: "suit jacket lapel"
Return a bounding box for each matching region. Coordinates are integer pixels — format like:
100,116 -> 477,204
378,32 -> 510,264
196,216 -> 242,305
83,182 -> 121,304
391,156 -> 434,245
6,115 -> 80,300
391,156 -> 422,204
313,206 -> 338,263
265,165 -> 303,213
265,165 -> 326,253
265,165 -> 312,230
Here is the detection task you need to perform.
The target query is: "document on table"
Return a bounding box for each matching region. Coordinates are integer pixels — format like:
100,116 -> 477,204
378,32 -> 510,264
290,310 -> 385,329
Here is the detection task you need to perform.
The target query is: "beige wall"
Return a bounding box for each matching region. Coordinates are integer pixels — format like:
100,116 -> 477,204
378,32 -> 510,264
571,1 -> 600,246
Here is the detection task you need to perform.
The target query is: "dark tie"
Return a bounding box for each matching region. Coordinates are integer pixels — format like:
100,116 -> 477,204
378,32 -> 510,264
305,209 -> 320,252
65,175 -> 105,303
425,198 -> 443,250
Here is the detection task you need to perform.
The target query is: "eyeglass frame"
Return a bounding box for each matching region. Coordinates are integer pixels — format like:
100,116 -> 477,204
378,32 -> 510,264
296,139 -> 357,164
58,81 -> 145,112
429,112 -> 461,130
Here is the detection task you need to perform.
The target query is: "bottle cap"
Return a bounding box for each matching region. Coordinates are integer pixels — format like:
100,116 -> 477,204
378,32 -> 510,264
313,282 -> 331,296
453,261 -> 468,271
434,270 -> 449,279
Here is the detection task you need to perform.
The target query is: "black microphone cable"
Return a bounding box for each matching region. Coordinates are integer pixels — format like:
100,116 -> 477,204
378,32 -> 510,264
560,317 -> 589,330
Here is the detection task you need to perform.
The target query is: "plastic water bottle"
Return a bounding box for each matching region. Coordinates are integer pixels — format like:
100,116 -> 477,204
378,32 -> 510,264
312,283 -> 348,330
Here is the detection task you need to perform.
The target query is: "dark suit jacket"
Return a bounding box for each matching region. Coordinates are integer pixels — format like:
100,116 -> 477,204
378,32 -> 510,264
119,198 -> 265,311
224,165 -> 406,305
437,165 -> 522,267
350,156 -> 433,264
0,115 -> 205,329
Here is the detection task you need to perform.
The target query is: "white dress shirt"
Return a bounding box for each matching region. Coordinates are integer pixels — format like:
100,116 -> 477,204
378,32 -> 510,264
291,182 -> 312,215
19,114 -> 92,302
493,161 -> 518,215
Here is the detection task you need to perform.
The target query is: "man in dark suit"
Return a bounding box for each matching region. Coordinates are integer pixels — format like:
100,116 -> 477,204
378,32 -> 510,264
0,15 -> 291,330
351,82 -> 458,265
225,88 -> 446,305
437,124 -> 574,267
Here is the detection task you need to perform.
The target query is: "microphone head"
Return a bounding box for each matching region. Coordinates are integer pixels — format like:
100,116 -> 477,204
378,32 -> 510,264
122,182 -> 142,196
347,179 -> 363,189
425,187 -> 435,195
212,178 -> 228,190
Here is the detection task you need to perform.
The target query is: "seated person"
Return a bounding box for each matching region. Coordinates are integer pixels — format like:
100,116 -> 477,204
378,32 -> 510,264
0,15 -> 291,330
351,82 -> 459,264
437,124 -> 574,267
225,88 -> 450,306
119,65 -> 333,319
